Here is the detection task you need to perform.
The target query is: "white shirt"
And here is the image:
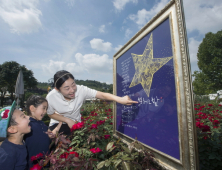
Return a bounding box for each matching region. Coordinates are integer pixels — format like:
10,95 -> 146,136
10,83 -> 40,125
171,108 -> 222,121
46,85 -> 97,126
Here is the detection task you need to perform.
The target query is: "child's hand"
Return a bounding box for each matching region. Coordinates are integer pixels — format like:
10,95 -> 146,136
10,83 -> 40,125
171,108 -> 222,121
46,129 -> 56,138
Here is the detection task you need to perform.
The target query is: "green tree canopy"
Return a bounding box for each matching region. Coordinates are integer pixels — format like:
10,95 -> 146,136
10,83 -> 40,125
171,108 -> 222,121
0,61 -> 38,101
192,30 -> 222,95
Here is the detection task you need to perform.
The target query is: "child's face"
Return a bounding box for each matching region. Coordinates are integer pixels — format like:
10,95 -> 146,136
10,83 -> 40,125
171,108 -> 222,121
32,101 -> 48,121
13,109 -> 31,134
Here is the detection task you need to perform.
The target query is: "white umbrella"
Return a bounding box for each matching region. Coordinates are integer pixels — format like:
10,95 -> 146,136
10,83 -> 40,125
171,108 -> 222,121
15,70 -> 24,109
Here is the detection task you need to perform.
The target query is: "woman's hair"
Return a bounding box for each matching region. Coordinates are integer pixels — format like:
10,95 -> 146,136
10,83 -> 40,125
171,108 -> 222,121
26,95 -> 48,116
54,70 -> 75,90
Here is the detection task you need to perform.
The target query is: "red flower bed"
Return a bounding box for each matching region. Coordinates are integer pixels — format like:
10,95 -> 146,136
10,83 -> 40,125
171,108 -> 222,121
194,102 -> 222,170
28,101 -> 162,170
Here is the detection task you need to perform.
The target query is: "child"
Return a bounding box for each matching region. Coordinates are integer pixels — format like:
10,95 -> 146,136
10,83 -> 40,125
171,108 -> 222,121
24,95 -> 62,169
0,101 -> 31,170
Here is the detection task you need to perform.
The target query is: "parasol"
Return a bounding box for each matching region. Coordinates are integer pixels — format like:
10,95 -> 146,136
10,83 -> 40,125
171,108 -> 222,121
15,70 -> 24,109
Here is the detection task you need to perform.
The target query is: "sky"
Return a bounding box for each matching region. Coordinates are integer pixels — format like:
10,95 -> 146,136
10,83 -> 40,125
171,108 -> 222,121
0,0 -> 222,84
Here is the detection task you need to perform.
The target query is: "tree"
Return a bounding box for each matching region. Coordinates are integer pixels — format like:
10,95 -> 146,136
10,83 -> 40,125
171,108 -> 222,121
0,61 -> 38,105
192,30 -> 222,95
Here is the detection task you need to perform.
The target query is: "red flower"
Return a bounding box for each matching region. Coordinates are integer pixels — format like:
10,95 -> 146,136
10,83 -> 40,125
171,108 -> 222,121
71,122 -> 84,132
201,115 -> 208,119
95,148 -> 102,153
110,122 -> 113,125
201,125 -> 210,132
104,135 -> 110,139
90,124 -> 98,129
76,122 -> 84,128
197,112 -> 202,115
108,108 -> 112,112
196,122 -> 201,127
70,151 -> 79,157
90,148 -> 97,153
90,111 -> 98,116
213,120 -> 220,124
31,153 -> 43,161
203,136 -> 208,140
208,104 -> 213,106
60,152 -> 69,159
67,147 -> 72,151
208,117 -> 213,122
96,120 -> 105,125
30,164 -> 42,170
90,147 -> 102,153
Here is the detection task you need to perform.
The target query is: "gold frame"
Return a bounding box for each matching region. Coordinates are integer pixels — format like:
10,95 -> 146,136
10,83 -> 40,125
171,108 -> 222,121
113,0 -> 199,169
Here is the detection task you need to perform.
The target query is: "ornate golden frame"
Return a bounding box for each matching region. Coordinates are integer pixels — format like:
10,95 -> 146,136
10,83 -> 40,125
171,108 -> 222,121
113,0 -> 198,169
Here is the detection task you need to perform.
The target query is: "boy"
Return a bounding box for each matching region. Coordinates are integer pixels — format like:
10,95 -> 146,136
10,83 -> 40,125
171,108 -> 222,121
0,101 -> 31,170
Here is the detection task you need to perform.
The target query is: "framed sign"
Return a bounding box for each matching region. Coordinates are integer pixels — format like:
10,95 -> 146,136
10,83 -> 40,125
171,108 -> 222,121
113,0 -> 198,169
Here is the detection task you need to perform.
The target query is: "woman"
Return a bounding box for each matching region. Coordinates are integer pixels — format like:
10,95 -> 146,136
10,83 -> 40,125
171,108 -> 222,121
47,70 -> 137,135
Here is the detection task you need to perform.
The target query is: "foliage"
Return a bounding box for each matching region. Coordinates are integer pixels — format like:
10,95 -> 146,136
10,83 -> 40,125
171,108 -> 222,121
37,80 -> 113,93
32,101 -> 161,170
0,61 -> 38,103
194,100 -> 222,170
194,94 -> 211,105
37,82 -> 49,90
192,30 -> 222,94
192,71 -> 214,95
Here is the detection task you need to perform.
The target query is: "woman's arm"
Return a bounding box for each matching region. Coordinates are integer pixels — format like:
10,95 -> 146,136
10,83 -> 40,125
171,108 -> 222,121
95,91 -> 138,105
48,113 -> 76,128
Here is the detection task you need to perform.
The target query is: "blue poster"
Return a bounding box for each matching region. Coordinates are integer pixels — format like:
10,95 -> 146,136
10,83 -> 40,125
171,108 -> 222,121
116,18 -> 180,159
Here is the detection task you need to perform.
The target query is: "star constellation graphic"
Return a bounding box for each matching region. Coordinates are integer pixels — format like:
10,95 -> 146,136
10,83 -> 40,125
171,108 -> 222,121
129,33 -> 173,97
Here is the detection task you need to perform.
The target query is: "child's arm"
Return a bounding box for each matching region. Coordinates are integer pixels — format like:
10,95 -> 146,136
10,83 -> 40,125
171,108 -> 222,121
52,121 -> 62,135
47,122 -> 62,138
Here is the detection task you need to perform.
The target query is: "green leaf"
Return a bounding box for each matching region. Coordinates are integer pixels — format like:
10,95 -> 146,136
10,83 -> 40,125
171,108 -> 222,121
122,157 -> 133,161
106,142 -> 114,151
105,160 -> 111,167
121,146 -> 130,154
90,142 -> 96,146
69,141 -> 77,146
134,164 -> 142,170
99,154 -> 105,159
73,136 -> 79,140
114,160 -> 122,168
209,154 -> 216,159
97,161 -> 105,169
122,161 -> 131,170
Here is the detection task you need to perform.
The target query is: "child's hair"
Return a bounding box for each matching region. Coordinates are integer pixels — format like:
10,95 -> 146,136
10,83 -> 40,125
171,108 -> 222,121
26,95 -> 48,116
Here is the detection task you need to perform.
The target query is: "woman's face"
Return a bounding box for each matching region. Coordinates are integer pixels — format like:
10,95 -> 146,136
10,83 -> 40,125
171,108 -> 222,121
57,78 -> 77,100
